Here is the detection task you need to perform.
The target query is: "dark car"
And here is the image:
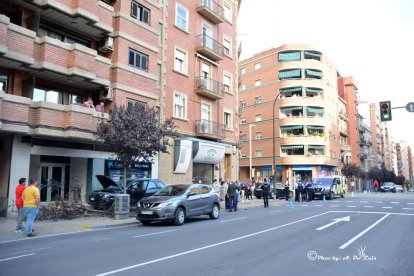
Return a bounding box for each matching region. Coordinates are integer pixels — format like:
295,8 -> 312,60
88,175 -> 165,209
137,184 -> 220,226
254,182 -> 274,199
311,177 -> 346,200
274,183 -> 294,199
380,182 -> 396,193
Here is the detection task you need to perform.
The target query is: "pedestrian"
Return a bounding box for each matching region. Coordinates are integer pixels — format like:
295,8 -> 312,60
15,178 -> 26,233
373,179 -> 379,192
223,180 -> 229,208
305,179 -> 313,202
227,181 -> 238,212
22,178 -> 40,237
350,179 -> 355,192
234,181 -> 240,210
296,180 -> 304,202
261,178 -> 270,208
285,178 -> 290,201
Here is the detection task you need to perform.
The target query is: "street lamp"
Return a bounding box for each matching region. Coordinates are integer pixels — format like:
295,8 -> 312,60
272,92 -> 282,185
249,124 -> 255,180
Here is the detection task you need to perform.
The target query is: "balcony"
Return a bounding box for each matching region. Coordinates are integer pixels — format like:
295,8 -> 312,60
339,111 -> 349,120
196,0 -> 225,24
196,34 -> 224,61
195,77 -> 225,100
195,120 -> 225,140
0,92 -> 108,141
341,144 -> 351,152
340,129 -> 349,136
276,155 -> 341,167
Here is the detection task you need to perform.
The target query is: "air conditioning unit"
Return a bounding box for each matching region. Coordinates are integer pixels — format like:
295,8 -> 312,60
99,37 -> 114,53
99,87 -> 113,101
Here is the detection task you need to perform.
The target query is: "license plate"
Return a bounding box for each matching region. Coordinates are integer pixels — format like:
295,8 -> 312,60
90,197 -> 95,201
141,211 -> 153,215
314,192 -> 321,195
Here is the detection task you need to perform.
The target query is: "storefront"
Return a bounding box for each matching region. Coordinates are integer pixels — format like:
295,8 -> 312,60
292,165 -> 313,183
104,160 -> 152,185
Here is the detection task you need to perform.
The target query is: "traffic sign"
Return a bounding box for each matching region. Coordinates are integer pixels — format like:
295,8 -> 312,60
406,102 -> 414,112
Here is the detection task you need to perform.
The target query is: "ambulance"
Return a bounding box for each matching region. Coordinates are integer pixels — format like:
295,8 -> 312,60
311,176 -> 346,200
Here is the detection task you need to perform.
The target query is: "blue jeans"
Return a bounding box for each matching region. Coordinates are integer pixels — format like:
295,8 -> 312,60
16,207 -> 25,230
24,207 -> 39,234
228,196 -> 236,211
234,193 -> 239,211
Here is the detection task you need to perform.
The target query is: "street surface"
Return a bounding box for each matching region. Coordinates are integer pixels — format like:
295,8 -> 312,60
1,193 -> 413,276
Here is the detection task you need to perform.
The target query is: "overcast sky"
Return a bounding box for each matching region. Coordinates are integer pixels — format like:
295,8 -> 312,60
238,0 -> 414,147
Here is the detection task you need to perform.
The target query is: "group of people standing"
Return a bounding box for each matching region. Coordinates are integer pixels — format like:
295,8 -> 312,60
294,180 -> 315,202
212,178 -> 256,212
15,177 -> 40,237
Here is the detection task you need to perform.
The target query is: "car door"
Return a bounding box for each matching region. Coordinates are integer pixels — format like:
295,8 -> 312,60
185,185 -> 202,216
200,185 -> 214,214
129,180 -> 148,205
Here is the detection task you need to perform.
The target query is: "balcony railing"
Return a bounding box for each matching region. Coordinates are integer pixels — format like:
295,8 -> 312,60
195,120 -> 225,139
195,77 -> 225,100
196,0 -> 225,24
196,34 -> 224,61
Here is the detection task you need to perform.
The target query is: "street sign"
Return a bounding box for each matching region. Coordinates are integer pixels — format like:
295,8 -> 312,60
406,102 -> 414,112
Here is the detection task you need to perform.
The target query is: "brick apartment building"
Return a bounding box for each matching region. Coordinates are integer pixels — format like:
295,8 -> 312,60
238,45 -> 343,187
0,0 -> 241,216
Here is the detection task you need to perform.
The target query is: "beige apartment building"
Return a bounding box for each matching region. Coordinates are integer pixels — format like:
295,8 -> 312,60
238,45 -> 342,187
0,0 -> 241,216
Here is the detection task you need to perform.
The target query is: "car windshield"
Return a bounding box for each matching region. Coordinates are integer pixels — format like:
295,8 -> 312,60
313,178 -> 333,187
383,183 -> 395,186
155,185 -> 189,196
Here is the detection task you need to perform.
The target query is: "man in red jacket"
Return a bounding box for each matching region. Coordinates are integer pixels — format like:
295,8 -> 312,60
15,178 -> 26,233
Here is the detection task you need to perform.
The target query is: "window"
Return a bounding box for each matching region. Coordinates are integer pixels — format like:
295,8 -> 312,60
240,101 -> 246,107
255,132 -> 262,139
32,87 -> 85,106
157,63 -> 162,86
189,186 -> 200,195
201,186 -> 211,194
175,4 -> 188,31
255,79 -> 261,87
279,69 -> 301,80
223,2 -> 232,22
174,92 -> 187,119
223,37 -> 232,57
255,150 -> 263,157
281,145 -> 304,156
38,25 -> 90,47
255,96 -> 262,104
128,48 -> 148,71
255,114 -> 262,122
223,73 -> 232,93
240,84 -> 246,91
174,48 -> 187,74
0,75 -> 7,92
241,152 -> 247,158
278,51 -> 301,62
254,63 -> 261,70
305,69 -> 323,79
241,118 -> 247,124
131,1 -> 150,25
240,68 -> 246,75
127,98 -> 146,107
224,111 -> 232,130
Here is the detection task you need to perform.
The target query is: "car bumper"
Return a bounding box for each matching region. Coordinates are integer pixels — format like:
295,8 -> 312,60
136,206 -> 176,222
313,190 -> 330,198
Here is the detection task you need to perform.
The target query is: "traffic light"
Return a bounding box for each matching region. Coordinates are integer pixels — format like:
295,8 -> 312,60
379,101 -> 392,121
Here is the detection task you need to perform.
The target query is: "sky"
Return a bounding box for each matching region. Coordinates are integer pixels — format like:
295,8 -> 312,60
238,0 -> 414,148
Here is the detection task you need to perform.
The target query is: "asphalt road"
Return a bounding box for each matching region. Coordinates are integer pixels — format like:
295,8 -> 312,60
1,193 -> 413,276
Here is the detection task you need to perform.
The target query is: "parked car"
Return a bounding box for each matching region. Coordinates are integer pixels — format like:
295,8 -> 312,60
137,184 -> 220,226
274,183 -> 294,199
311,177 -> 346,200
380,182 -> 396,193
254,183 -> 274,199
408,187 -> 414,193
88,175 -> 165,209
394,185 -> 404,193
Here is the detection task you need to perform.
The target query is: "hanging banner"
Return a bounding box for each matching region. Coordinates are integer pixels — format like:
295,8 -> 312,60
193,142 -> 225,164
174,140 -> 193,173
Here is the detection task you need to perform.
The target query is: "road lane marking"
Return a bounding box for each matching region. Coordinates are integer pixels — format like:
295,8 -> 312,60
339,213 -> 390,250
95,211 -> 331,276
360,201 -> 368,203
390,202 -> 399,204
220,217 -> 248,223
330,205 -> 339,208
270,211 -> 280,214
315,205 -> 323,207
363,206 -> 374,208
374,201 -> 383,204
382,207 -> 392,209
402,208 -> 413,210
407,203 -> 414,205
316,216 -> 350,231
346,201 -> 354,203
347,206 -> 357,208
332,201 -> 340,203
133,230 -> 176,238
0,253 -> 35,262
329,210 -> 414,216
300,205 -> 309,207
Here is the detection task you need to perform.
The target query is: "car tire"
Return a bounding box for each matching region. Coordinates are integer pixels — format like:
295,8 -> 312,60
329,191 -> 334,200
256,196 -> 261,199
340,193 -> 345,198
141,220 -> 151,226
173,207 -> 185,226
209,204 -> 220,220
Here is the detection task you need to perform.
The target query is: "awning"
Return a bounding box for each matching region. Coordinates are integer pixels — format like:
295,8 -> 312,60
307,126 -> 324,130
304,51 -> 321,58
281,125 -> 303,130
306,87 -> 323,93
307,107 -> 324,113
262,165 -> 272,171
305,69 -> 323,78
278,51 -> 301,62
280,106 -> 303,111
308,145 -> 325,149
280,86 -> 302,93
193,142 -> 225,164
279,69 -> 301,79
292,165 -> 312,171
281,145 -> 304,150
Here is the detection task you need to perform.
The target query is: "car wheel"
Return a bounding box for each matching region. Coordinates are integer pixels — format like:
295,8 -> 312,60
174,207 -> 185,226
340,193 -> 345,198
329,191 -> 334,200
256,196 -> 261,199
141,220 -> 151,226
209,204 -> 220,220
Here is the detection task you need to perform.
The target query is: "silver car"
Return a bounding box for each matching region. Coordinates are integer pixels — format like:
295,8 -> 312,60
137,184 -> 220,225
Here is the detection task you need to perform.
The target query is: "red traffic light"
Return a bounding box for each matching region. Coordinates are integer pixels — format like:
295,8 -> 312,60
381,103 -> 389,110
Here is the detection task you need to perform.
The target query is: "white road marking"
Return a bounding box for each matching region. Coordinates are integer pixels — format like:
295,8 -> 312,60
346,201 -> 354,203
0,253 -> 35,262
95,212 -> 331,276
374,201 -> 383,204
300,205 -> 309,207
402,208 -> 413,210
382,207 -> 392,209
407,203 -> 414,205
332,201 -> 340,203
390,202 -> 399,204
347,206 -> 357,208
339,213 -> 390,250
329,210 -> 414,216
315,205 -> 323,207
220,217 -> 248,223
316,216 -> 350,231
133,230 -> 176,238
330,205 -> 339,208
363,206 -> 374,208
360,201 -> 368,203
270,211 -> 280,214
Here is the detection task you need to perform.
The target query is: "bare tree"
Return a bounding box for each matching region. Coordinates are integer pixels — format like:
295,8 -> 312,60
96,103 -> 178,193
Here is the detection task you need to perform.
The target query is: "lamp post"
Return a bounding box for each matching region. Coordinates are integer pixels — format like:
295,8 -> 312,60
272,92 -> 282,185
249,124 -> 255,180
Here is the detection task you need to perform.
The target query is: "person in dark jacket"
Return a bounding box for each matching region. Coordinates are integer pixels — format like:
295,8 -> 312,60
261,179 -> 271,207
227,182 -> 238,212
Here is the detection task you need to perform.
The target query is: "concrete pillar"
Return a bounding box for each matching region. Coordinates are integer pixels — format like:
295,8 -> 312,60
7,135 -> 31,217
70,158 -> 88,203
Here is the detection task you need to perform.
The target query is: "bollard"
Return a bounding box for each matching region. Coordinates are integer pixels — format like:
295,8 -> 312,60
289,201 -> 294,209
323,195 -> 326,203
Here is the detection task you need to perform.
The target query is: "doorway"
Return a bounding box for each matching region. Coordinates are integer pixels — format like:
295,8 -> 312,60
39,164 -> 70,202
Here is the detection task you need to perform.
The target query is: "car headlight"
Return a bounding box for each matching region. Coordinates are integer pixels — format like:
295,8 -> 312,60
102,194 -> 111,199
159,201 -> 176,208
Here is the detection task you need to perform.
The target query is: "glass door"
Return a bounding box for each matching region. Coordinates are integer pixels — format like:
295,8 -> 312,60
39,164 -> 67,202
202,22 -> 213,49
201,63 -> 212,90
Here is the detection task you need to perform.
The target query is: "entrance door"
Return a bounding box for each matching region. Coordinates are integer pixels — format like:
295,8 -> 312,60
40,164 -> 67,202
201,103 -> 211,133
201,63 -> 212,90
224,154 -> 231,180
202,22 -> 213,48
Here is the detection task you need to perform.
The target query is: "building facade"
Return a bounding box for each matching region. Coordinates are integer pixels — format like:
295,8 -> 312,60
0,0 -> 241,216
369,103 -> 382,168
238,45 -> 342,187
